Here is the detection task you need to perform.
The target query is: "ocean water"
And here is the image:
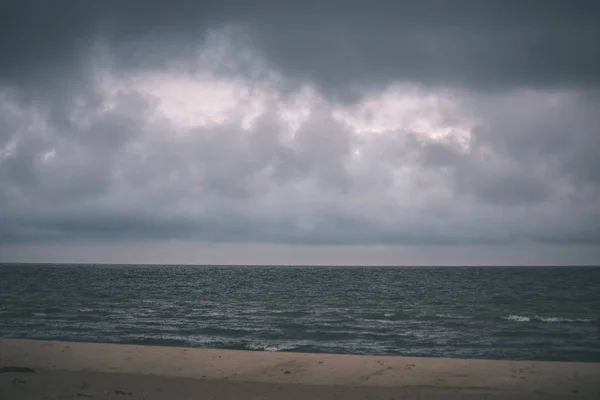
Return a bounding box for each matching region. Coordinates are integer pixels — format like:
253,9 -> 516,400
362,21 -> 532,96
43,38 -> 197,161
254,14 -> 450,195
1,264 -> 599,362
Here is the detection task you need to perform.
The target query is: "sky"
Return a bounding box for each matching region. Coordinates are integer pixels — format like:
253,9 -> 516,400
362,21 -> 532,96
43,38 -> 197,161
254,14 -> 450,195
1,1 -> 600,265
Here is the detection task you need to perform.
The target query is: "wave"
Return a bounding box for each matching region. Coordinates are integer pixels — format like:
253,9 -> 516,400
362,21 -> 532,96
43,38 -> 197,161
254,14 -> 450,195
506,315 -> 531,322
245,342 -> 297,352
434,314 -> 471,319
505,315 -> 593,323
118,337 -> 190,347
269,310 -> 307,317
120,335 -> 300,353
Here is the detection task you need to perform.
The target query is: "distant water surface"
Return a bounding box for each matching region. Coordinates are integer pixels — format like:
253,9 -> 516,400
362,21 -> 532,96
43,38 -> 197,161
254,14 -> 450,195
1,264 -> 599,362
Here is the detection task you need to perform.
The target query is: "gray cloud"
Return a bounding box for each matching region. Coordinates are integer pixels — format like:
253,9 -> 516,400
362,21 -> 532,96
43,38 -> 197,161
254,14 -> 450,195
1,78 -> 599,249
0,1 -> 599,264
2,1 -> 600,100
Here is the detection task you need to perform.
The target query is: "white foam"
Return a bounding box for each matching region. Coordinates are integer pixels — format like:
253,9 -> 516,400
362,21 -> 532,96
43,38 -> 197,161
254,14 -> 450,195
506,315 -> 531,322
506,315 -> 592,323
535,316 -> 593,323
361,318 -> 396,324
247,342 -> 296,352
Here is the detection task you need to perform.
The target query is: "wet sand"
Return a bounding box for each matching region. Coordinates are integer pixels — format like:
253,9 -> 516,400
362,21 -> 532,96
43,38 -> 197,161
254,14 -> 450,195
2,338 -> 599,399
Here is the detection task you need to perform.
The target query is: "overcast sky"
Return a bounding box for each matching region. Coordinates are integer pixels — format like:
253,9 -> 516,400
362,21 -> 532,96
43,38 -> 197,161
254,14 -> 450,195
1,1 -> 600,265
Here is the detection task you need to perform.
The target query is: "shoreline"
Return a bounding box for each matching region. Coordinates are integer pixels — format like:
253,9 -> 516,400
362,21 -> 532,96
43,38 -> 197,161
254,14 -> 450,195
2,339 -> 600,399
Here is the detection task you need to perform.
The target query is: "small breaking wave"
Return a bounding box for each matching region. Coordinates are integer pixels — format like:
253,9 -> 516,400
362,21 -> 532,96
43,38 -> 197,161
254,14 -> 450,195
505,315 -> 593,323
245,342 -> 297,352
506,315 -> 531,322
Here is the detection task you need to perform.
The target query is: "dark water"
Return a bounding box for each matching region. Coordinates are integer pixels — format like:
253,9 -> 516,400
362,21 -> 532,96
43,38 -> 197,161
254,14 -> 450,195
1,264 -> 599,362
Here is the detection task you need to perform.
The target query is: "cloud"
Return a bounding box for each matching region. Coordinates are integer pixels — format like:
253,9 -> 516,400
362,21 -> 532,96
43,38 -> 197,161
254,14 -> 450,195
1,63 -> 599,248
0,1 -> 599,263
2,1 -> 600,101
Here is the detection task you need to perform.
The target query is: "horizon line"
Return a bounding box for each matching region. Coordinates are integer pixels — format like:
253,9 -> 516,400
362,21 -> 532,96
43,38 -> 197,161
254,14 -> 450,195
1,262 -> 599,268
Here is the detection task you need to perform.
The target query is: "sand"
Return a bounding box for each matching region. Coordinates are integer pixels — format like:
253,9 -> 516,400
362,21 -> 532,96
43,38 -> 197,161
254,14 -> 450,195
1,338 -> 599,399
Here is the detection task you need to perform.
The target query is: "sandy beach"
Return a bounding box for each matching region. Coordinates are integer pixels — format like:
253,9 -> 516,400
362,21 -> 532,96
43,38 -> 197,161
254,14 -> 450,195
1,338 -> 599,399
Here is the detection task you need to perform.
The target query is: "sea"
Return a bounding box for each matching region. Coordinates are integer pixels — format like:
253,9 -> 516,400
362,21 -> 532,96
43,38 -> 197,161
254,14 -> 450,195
1,264 -> 599,362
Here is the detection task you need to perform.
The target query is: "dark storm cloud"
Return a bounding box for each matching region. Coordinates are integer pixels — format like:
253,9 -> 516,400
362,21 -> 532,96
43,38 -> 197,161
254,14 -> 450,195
2,1 -> 600,99
1,0 -> 600,256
